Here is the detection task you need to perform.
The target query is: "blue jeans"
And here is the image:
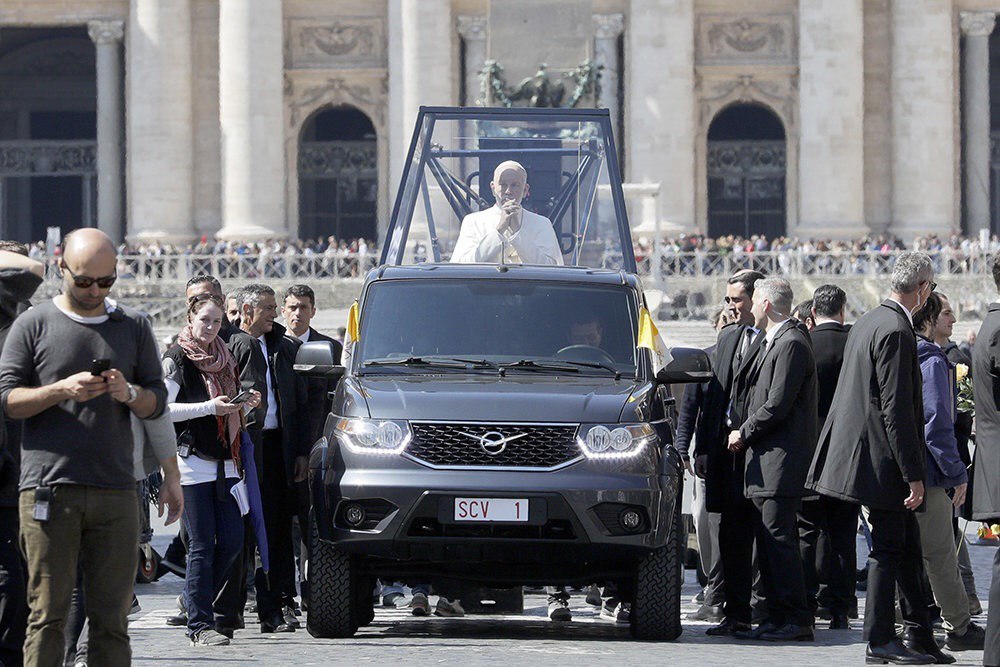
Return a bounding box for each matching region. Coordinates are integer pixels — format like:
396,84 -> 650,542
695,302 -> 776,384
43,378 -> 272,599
182,479 -> 244,636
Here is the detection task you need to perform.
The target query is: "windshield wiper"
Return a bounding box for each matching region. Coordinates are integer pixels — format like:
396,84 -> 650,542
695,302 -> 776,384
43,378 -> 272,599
361,356 -> 495,371
555,359 -> 622,380
498,359 -> 580,376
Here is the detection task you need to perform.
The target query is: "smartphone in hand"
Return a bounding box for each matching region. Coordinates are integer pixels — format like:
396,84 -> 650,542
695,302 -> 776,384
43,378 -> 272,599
230,390 -> 253,404
90,358 -> 111,377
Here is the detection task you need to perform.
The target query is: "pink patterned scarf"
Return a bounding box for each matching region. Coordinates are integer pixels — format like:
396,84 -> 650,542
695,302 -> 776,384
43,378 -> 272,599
177,324 -> 243,465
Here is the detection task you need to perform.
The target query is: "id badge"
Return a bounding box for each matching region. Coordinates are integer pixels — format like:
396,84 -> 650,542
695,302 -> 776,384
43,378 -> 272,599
178,443 -> 191,458
33,486 -> 51,522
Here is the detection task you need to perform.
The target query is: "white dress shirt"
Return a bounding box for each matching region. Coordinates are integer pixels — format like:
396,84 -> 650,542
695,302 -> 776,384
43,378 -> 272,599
888,297 -> 915,328
450,205 -> 564,266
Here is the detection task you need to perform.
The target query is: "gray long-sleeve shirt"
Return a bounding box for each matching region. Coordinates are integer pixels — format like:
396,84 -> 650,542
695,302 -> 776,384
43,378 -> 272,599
0,300 -> 166,491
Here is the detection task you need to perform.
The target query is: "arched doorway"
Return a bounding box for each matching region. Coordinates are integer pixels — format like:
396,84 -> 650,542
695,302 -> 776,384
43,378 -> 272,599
0,28 -> 97,243
707,104 -> 786,239
298,106 -> 377,244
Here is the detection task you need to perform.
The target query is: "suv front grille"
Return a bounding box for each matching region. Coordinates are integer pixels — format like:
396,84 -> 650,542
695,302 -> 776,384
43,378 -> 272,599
407,422 -> 581,469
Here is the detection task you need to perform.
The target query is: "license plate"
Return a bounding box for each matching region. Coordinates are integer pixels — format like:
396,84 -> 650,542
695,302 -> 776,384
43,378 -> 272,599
454,498 -> 528,522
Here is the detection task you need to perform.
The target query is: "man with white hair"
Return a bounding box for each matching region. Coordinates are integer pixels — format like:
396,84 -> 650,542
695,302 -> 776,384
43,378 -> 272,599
726,277 -> 818,642
807,251 -> 945,664
450,160 -> 564,265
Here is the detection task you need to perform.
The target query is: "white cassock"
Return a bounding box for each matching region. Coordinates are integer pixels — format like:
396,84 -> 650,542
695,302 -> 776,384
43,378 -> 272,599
450,206 -> 564,265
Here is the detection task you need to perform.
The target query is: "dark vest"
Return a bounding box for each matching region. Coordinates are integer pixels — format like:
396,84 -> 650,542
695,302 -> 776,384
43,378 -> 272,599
164,346 -> 229,461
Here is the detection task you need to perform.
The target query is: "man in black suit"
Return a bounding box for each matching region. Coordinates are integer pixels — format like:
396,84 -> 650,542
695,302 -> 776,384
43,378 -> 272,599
974,259 -> 1000,667
727,277 -> 817,642
807,252 -> 941,665
674,307 -> 727,622
698,270 -> 766,637
282,284 -> 343,443
282,284 -> 343,613
797,285 -> 859,629
225,284 -> 311,635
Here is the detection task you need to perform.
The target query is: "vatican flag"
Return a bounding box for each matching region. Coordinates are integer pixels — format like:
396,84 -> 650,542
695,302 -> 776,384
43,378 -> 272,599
637,307 -> 668,373
341,300 -> 360,371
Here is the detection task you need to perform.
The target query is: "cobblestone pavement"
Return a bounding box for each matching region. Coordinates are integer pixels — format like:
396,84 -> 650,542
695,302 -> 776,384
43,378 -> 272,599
127,517 -> 994,667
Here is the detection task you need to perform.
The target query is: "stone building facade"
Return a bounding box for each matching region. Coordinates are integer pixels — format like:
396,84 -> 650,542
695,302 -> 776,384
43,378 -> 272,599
0,0 -> 997,246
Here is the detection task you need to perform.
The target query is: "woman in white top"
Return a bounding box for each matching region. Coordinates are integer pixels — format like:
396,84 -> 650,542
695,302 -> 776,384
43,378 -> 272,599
162,294 -> 259,647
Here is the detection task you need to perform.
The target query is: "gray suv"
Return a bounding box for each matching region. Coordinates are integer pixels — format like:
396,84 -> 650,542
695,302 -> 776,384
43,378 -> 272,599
294,107 -> 710,641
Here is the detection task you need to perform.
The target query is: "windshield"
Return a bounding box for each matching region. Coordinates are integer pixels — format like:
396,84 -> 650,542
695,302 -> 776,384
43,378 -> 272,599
355,279 -> 639,376
382,108 -> 633,271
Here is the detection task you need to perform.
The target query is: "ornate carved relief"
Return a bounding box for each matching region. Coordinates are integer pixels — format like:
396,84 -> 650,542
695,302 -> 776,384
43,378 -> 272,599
696,14 -> 795,65
286,75 -> 388,129
87,20 -> 124,45
0,141 -> 96,176
697,73 -> 797,130
960,11 -> 997,37
287,18 -> 385,69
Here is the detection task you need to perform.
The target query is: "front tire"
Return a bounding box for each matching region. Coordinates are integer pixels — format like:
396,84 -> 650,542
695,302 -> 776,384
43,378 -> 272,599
630,491 -> 683,640
306,514 -> 359,638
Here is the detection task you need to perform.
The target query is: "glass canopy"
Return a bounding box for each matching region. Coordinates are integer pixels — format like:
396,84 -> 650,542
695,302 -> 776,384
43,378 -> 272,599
380,107 -> 636,273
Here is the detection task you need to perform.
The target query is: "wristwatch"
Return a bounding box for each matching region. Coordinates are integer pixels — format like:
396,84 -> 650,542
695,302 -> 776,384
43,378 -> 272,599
125,383 -> 138,404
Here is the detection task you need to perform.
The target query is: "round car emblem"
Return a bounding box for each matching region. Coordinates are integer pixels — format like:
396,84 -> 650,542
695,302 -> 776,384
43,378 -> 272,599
479,431 -> 508,456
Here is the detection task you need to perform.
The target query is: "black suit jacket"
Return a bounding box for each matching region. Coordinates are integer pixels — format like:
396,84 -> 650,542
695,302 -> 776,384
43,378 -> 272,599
810,321 -> 850,426
807,300 -> 926,510
696,323 -> 762,512
973,303 -> 1000,519
229,322 -> 311,485
674,343 -> 714,462
738,320 -> 818,498
292,327 -> 343,445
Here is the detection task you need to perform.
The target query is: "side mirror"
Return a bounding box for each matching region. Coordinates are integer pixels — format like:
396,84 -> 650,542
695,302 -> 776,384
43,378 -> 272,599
294,341 -> 346,380
655,347 -> 712,384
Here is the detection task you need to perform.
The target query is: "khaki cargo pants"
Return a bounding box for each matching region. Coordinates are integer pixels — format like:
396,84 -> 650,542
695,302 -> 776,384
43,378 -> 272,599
19,485 -> 137,667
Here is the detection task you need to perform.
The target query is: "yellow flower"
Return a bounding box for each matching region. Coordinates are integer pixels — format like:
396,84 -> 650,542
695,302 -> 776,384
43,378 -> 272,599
956,364 -> 969,383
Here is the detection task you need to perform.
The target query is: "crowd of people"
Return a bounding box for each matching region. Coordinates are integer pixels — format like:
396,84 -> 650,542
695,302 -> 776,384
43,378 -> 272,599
675,255 -> 1000,664
3,222 -> 1000,665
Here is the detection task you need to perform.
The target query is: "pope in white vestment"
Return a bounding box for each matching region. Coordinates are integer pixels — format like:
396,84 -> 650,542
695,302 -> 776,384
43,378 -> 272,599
450,160 -> 564,266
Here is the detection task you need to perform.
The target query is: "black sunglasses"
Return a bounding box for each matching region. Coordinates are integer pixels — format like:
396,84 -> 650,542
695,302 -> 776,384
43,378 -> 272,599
62,264 -> 117,289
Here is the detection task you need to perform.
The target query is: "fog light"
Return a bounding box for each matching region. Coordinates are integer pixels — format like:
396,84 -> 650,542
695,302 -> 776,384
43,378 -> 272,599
344,504 -> 366,527
620,509 -> 642,531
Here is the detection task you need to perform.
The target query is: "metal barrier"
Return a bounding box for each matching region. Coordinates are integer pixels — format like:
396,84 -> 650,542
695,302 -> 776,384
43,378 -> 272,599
32,249 -> 996,284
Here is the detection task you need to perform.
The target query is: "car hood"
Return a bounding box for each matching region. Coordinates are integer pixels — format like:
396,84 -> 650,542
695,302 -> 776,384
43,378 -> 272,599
350,374 -> 642,423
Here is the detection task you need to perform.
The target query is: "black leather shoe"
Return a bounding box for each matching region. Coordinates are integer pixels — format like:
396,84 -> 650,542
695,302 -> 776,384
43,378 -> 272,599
945,621 -> 985,651
166,613 -> 187,626
260,615 -> 295,633
733,621 -> 779,640
706,618 -> 751,636
829,614 -> 850,630
902,627 -> 955,664
759,623 -> 814,642
866,639 -> 935,665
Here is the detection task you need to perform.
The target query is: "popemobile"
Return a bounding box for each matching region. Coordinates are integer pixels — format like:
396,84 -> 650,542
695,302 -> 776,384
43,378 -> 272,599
293,106 -> 710,640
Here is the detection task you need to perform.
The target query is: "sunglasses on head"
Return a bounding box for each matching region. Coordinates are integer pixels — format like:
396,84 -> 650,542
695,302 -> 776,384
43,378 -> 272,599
62,264 -> 117,289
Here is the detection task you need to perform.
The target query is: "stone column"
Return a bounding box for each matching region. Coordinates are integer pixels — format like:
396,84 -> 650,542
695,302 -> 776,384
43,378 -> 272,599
216,0 -> 286,240
593,14 -> 624,138
626,0 -> 693,233
388,0 -> 453,188
961,11 -> 996,236
88,20 -> 124,242
798,0 -> 865,238
890,0 -> 956,237
456,15 -> 486,106
126,0 -> 195,242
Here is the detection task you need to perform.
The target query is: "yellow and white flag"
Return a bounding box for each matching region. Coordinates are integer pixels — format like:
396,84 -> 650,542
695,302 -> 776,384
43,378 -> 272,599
637,307 -> 668,373
341,300 -> 360,371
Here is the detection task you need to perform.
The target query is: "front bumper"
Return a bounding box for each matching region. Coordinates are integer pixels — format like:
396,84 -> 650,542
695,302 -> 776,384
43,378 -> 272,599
311,436 -> 682,582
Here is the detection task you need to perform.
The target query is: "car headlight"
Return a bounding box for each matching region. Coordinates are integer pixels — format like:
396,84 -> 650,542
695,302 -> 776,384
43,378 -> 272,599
578,423 -> 655,459
334,418 -> 412,455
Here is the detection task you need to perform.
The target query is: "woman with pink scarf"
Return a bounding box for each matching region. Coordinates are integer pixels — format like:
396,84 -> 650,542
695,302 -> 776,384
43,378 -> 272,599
162,294 -> 260,646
